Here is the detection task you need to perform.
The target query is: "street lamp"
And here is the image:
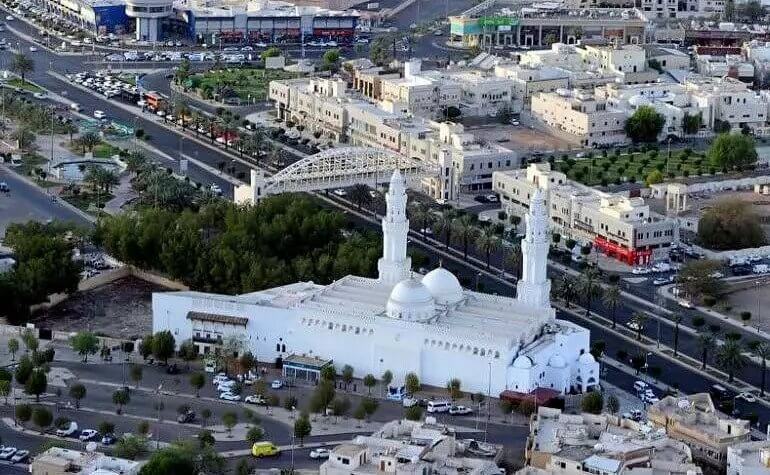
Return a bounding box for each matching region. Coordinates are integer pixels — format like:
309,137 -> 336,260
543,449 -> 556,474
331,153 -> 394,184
290,405 -> 296,472
756,280 -> 762,331
155,384 -> 163,449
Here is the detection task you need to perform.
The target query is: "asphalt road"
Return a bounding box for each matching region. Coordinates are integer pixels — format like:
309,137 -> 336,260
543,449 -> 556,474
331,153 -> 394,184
0,166 -> 92,237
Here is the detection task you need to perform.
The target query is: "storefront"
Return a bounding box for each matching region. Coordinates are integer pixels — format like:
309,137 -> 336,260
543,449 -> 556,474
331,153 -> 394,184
282,354 -> 333,384
594,235 -> 652,265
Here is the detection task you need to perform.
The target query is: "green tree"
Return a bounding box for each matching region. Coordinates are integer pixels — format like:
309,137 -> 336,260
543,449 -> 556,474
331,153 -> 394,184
7,338 -> 19,361
115,435 -> 148,460
11,53 -> 34,82
341,365 -> 354,390
348,184 -> 372,210
624,105 -> 665,143
69,383 -> 86,409
606,394 -> 620,414
581,392 -> 604,414
25,368 -> 47,401
262,47 -> 281,58
0,380 -> 10,405
32,406 -> 52,433
453,215 -> 478,259
677,260 -> 725,302
294,411 -> 312,445
99,421 -> 115,437
578,268 -> 602,317
246,425 -> 264,444
716,339 -> 746,382
602,285 -> 621,329
630,312 -> 648,341
190,372 -> 205,397
139,335 -> 154,361
475,226 -> 500,270
222,411 -> 238,436
707,133 -> 758,169
697,199 -> 766,251
15,355 -> 33,385
16,403 -> 32,424
139,445 -> 196,475
750,341 -> 770,396
70,332 -> 99,362
331,397 -> 351,418
405,405 -> 423,421
363,374 -> 377,395
645,169 -> 664,186
198,430 -> 215,447
405,372 -> 420,394
446,378 -> 462,400
381,370 -> 393,396
322,48 -> 341,71
178,340 -> 198,369
112,389 -> 130,413
152,331 -> 176,364
698,330 -> 717,370
682,112 -> 703,134
130,364 -> 143,389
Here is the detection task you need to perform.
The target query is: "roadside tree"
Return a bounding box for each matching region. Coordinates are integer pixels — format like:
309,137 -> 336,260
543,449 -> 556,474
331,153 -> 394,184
69,383 -> 86,409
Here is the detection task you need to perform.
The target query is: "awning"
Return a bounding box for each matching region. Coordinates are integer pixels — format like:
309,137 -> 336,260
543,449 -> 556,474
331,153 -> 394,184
186,311 -> 248,327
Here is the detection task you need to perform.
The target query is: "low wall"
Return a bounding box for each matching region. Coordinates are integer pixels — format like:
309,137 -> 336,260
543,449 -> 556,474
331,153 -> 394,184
694,243 -> 770,262
0,322 -> 135,349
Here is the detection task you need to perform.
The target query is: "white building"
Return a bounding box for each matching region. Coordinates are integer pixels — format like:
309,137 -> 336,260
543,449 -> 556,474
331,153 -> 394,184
31,447 -> 141,475
155,170 -> 600,396
727,441 -> 770,475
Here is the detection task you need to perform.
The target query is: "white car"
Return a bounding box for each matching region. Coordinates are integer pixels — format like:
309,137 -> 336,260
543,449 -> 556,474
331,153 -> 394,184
677,299 -> 694,309
219,392 -> 241,401
0,447 -> 17,460
631,267 -> 650,275
245,395 -> 266,405
271,379 -> 283,389
402,396 -> 418,407
626,321 -> 642,331
33,92 -> 46,99
5,15 -> 13,21
29,46 -> 37,52
79,429 -> 99,441
310,448 -> 330,459
156,110 -> 166,117
10,450 -> 29,463
449,405 -> 473,415
56,421 -> 79,437
644,396 -> 660,405
216,381 -> 236,391
213,373 -> 229,383
737,392 -> 757,403
93,110 -> 106,119
332,188 -> 347,197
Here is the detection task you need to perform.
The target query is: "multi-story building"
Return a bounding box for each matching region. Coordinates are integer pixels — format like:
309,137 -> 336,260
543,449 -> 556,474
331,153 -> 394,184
531,89 -> 628,147
352,67 -> 401,101
685,76 -> 768,131
320,419 -> 503,475
696,53 -> 755,82
494,63 -> 570,109
519,406 -> 702,475
31,447 -> 140,475
645,45 -> 692,71
727,440 -> 770,475
379,60 -> 463,120
564,0 -> 723,17
38,0 -> 130,35
648,393 -> 751,471
449,6 -> 648,49
493,163 -> 677,264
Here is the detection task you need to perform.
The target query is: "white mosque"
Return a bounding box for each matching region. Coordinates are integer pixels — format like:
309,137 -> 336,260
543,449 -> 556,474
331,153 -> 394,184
152,170 -> 600,396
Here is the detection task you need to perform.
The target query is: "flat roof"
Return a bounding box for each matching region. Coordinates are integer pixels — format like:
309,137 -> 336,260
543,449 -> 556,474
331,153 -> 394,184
284,354 -> 332,370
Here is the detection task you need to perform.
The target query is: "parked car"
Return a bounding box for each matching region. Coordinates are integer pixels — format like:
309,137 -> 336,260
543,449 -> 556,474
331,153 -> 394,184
245,395 -> 267,405
79,429 -> 99,441
177,410 -> 196,423
310,448 -> 330,459
271,380 -> 283,389
219,392 -> 241,401
736,392 -> 757,403
101,433 -> 117,445
0,447 -> 17,460
56,421 -> 79,437
402,396 -> 418,407
10,450 -> 29,463
449,405 -> 473,415
332,188 -> 347,197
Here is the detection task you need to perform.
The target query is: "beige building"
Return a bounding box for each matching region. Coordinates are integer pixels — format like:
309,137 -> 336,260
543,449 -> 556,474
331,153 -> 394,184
519,406 -> 702,475
685,77 -> 768,131
31,447 -> 141,475
531,89 -> 628,147
493,163 -> 676,265
352,67 -> 401,101
648,393 -> 751,471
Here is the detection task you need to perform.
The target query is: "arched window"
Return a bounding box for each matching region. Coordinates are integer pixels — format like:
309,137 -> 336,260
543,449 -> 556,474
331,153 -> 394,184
281,344 -> 286,352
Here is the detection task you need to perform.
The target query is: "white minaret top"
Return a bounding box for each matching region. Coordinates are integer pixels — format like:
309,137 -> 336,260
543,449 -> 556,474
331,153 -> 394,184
516,188 -> 552,309
378,170 -> 412,285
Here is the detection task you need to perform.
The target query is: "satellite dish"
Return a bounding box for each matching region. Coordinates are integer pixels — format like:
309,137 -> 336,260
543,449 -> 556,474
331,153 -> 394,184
85,442 -> 98,452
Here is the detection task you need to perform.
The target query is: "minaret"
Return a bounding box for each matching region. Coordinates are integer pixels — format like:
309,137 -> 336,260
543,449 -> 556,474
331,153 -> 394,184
516,188 -> 551,308
378,169 -> 412,285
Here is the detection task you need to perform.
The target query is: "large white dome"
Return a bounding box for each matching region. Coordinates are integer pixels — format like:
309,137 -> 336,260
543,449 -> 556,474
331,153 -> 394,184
386,279 -> 435,322
579,353 -> 596,365
548,354 -> 567,368
513,355 -> 533,369
422,268 -> 463,305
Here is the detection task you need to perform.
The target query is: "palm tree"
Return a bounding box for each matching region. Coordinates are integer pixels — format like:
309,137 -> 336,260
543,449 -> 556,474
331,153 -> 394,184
505,244 -> 522,279
452,215 -> 477,259
218,112 -> 238,150
78,132 -> 101,154
672,315 -> 682,357
348,184 -> 372,210
602,285 -> 621,329
698,332 -> 716,370
629,312 -> 647,341
475,226 -> 500,270
578,268 -> 602,317
173,99 -> 191,129
716,339 -> 745,382
749,341 -> 770,396
554,274 -> 578,307
191,111 -> 203,137
433,210 -> 454,249
11,53 -> 34,83
410,204 -> 434,238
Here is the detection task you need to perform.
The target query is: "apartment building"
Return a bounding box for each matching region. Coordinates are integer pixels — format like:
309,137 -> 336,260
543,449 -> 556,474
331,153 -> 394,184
648,394 -> 751,471
31,447 -> 140,475
531,89 -> 628,147
320,419 -> 502,475
646,46 -> 692,71
494,63 -> 570,109
352,67 -> 401,101
565,0 -> 723,17
519,406 -> 702,475
685,77 -> 768,131
493,163 -> 676,264
378,60 -> 462,120
696,54 -> 755,82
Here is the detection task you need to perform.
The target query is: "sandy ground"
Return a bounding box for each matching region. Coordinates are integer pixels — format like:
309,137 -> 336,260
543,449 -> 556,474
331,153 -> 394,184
726,282 -> 770,334
468,124 -> 577,155
31,276 -> 167,338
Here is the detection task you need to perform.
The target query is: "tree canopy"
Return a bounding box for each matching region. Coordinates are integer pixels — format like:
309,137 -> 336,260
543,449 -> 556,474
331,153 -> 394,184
677,260 -> 725,302
624,106 -> 665,143
95,196 -> 381,294
707,133 -> 758,170
698,199 -> 766,250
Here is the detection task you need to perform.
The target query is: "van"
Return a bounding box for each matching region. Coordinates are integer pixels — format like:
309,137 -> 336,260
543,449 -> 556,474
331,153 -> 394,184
633,381 -> 648,393
251,441 -> 280,457
426,400 -> 451,413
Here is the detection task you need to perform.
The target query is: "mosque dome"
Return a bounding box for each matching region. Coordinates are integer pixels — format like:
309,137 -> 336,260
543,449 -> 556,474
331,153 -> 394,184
548,354 -> 567,368
513,355 -> 533,369
422,268 -> 463,305
579,353 -> 596,365
386,278 -> 435,322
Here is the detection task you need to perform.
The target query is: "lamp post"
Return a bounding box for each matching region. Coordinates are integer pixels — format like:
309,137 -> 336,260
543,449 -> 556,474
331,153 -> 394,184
155,383 -> 163,449
756,280 -> 762,331
290,405 -> 296,472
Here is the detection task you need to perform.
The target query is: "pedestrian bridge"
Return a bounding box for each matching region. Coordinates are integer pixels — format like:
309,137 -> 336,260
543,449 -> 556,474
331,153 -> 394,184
235,147 -> 439,204
264,147 -> 438,195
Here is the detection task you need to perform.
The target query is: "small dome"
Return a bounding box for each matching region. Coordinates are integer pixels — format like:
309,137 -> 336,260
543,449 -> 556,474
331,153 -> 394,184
422,268 -> 463,305
386,279 -> 435,322
513,355 -> 533,369
579,353 -> 596,365
548,354 -> 567,368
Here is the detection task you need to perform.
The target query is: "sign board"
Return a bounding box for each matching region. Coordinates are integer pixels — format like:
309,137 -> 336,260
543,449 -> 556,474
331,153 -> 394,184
478,16 -> 519,27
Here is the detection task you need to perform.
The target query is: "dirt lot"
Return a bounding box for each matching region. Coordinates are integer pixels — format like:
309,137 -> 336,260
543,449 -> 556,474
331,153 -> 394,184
656,190 -> 770,237
469,124 -> 578,155
32,276 -> 168,338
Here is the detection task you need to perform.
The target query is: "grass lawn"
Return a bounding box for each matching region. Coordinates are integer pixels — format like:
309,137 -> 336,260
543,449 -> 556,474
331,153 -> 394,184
67,140 -> 122,158
6,78 -> 43,93
191,68 -> 298,102
63,191 -> 113,214
551,148 -> 715,187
